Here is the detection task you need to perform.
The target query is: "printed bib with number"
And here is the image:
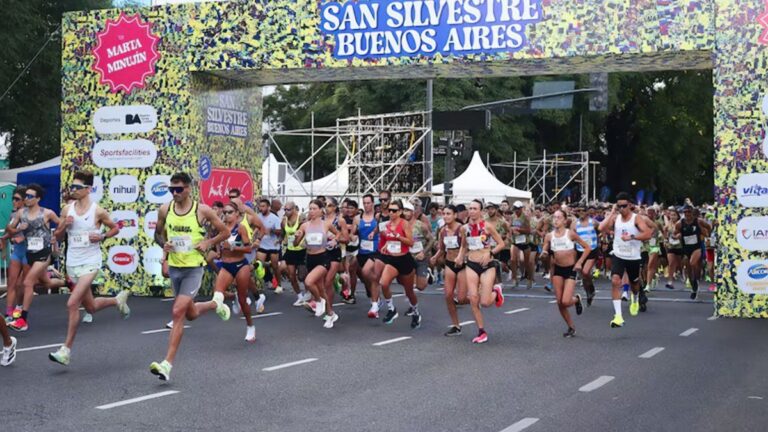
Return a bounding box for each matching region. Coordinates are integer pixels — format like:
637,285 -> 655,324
551,238 -> 571,252
617,243 -> 633,256
171,236 -> 193,253
410,241 -> 424,254
514,234 -> 527,244
669,236 -> 681,246
287,234 -> 296,246
683,235 -> 698,245
361,239 -> 374,251
648,238 -> 657,247
27,237 -> 44,252
306,232 -> 323,246
69,232 -> 91,248
444,235 -> 459,249
467,236 -> 484,251
386,241 -> 402,254
378,221 -> 388,232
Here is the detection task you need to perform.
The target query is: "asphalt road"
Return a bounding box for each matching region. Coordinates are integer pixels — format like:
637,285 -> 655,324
2,277 -> 766,432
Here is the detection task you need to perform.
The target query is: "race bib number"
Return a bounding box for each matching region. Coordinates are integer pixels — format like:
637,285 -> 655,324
170,236 -> 192,253
386,241 -> 402,254
551,238 -> 568,252
306,232 -> 323,246
69,232 -> 91,248
287,234 -> 296,246
669,236 -> 681,246
378,221 -> 388,232
648,238 -> 657,247
514,234 -> 527,244
467,236 -> 484,251
410,241 -> 424,254
683,234 -> 698,246
27,237 -> 44,252
361,240 -> 374,251
617,243 -> 633,256
444,235 -> 459,249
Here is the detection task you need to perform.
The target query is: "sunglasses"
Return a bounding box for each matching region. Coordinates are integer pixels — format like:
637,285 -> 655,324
380,198 -> 389,202
222,210 -> 235,215
617,204 -> 629,209
228,195 -> 239,200
169,186 -> 185,194
69,184 -> 90,191
25,194 -> 37,199
285,207 -> 294,211
388,207 -> 401,212
12,197 -> 21,202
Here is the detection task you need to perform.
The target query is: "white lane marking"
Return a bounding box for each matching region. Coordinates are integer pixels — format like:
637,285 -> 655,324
16,343 -> 63,353
160,298 -> 175,302
500,418 -> 540,432
332,302 -> 345,307
392,294 -> 405,298
505,308 -> 531,315
639,347 -> 665,359
436,287 -> 445,291
680,328 -> 699,337
242,312 -> 283,320
748,396 -> 764,400
548,300 -> 557,304
450,320 -> 475,327
141,326 -> 190,334
96,390 -> 179,410
707,315 -> 718,321
579,375 -> 615,392
372,336 -> 412,347
262,358 -> 318,372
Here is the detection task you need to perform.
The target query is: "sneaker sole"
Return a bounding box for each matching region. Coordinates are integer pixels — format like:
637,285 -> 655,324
150,367 -> 169,381
384,313 -> 399,325
48,354 -> 69,366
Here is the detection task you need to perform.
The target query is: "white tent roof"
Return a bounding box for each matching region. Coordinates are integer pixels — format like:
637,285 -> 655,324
433,152 -> 531,203
261,154 -> 349,211
0,157 -> 61,183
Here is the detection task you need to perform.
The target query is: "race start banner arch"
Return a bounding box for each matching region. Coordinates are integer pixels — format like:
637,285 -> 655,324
61,0 -> 767,318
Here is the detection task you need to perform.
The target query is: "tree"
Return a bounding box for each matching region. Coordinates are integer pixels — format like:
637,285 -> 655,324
0,0 -> 113,168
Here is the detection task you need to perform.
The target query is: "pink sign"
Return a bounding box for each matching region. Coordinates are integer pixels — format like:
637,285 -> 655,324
760,1 -> 768,45
92,13 -> 160,93
199,168 -> 254,207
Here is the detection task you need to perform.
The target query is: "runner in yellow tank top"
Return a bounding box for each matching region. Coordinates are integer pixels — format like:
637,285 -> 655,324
148,172 -> 229,382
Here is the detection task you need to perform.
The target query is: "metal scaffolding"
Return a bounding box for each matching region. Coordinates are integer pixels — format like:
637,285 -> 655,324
491,151 -> 597,205
265,110 -> 432,203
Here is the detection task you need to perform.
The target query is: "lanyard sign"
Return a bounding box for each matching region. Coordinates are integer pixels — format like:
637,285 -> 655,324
320,0 -> 542,60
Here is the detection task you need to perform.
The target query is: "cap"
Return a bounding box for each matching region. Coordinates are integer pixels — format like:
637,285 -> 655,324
403,202 -> 414,211
513,200 -> 524,208
486,202 -> 498,208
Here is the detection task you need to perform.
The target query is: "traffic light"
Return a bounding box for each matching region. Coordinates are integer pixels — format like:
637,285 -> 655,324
445,181 -> 453,196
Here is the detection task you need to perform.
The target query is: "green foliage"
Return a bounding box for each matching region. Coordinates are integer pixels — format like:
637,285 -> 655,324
0,0 -> 113,167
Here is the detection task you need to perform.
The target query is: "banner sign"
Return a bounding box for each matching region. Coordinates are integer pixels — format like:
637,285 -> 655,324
206,93 -> 249,138
320,0 -> 542,59
199,168 -> 254,207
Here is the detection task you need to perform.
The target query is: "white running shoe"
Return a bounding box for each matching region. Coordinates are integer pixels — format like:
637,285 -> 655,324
323,313 -> 339,329
255,294 -> 266,314
81,312 -> 93,323
232,294 -> 241,316
1,336 -> 16,366
115,290 -> 131,319
245,325 -> 256,342
293,293 -> 306,307
367,301 -> 380,319
314,298 -> 326,318
300,291 -> 313,303
543,273 -> 551,280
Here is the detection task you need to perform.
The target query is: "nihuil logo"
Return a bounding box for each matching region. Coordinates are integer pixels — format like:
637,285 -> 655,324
747,264 -> 768,280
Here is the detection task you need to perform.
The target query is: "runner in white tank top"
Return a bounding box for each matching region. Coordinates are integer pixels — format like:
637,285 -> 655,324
598,193 -> 653,329
48,171 -> 126,367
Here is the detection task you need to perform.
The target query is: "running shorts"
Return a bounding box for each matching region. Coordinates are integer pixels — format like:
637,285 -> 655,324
26,246 -> 52,264
10,242 -> 27,265
493,249 -> 511,263
257,248 -> 280,259
66,264 -> 100,284
357,252 -> 375,269
413,256 -> 429,279
553,264 -> 577,280
578,249 -> 599,261
381,254 -> 415,275
169,266 -> 204,298
610,257 -> 641,283
327,247 -> 342,263
283,249 -> 306,266
306,252 -> 330,273
220,260 -> 248,278
513,243 -> 530,252
466,260 -> 494,276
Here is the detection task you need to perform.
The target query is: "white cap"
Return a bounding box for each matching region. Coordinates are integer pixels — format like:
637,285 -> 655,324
513,200 -> 524,208
403,202 -> 415,211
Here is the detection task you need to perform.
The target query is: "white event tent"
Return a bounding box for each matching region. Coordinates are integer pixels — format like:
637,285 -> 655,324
433,152 -> 531,204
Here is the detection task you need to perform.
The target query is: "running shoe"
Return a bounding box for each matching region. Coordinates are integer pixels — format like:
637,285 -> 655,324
643,284 -> 651,293
232,296 -> 242,315
245,325 -> 256,342
592,269 -> 600,279
11,307 -> 22,320
621,290 -> 629,301
367,302 -> 380,319
4,315 -> 13,325
255,294 -> 266,314
665,282 -> 674,290
544,283 -> 552,292
610,314 -> 624,328
472,331 -> 488,344
82,312 -> 93,323
543,273 -> 551,280
342,292 -> 356,304
9,318 -> 27,332
563,327 -> 576,338
323,313 -> 339,329
272,277 -> 279,290
405,306 -> 415,317
575,294 -> 583,316
685,278 -> 692,289
708,283 -> 716,292
149,360 -> 172,381
213,292 -> 231,321
526,279 -> 533,290
427,269 -> 435,285
586,285 -> 595,306
304,300 -> 317,314
493,284 -> 504,307
314,298 -> 326,318
1,336 -> 16,366
293,294 -> 306,307
116,290 -> 131,319
629,295 -> 639,316
444,326 -> 462,337
410,313 -> 422,329
48,346 -> 70,366
274,286 -> 284,294
333,274 -> 343,293
690,280 -> 699,300
383,308 -> 398,325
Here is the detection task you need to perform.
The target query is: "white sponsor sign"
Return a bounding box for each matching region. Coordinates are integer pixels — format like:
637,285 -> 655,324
90,176 -> 104,203
93,105 -> 158,134
736,173 -> 768,207
111,210 -> 140,240
144,175 -> 171,204
107,245 -> 139,274
737,260 -> 768,294
763,95 -> 768,158
144,210 -> 158,238
736,217 -> 768,251
142,245 -> 164,276
92,140 -> 157,168
108,175 -> 140,203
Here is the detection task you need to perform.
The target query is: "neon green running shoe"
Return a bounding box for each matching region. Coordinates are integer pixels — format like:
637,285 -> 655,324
150,360 -> 172,381
629,295 -> 639,316
610,314 -> 625,328
333,274 -> 342,293
48,346 -> 70,366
